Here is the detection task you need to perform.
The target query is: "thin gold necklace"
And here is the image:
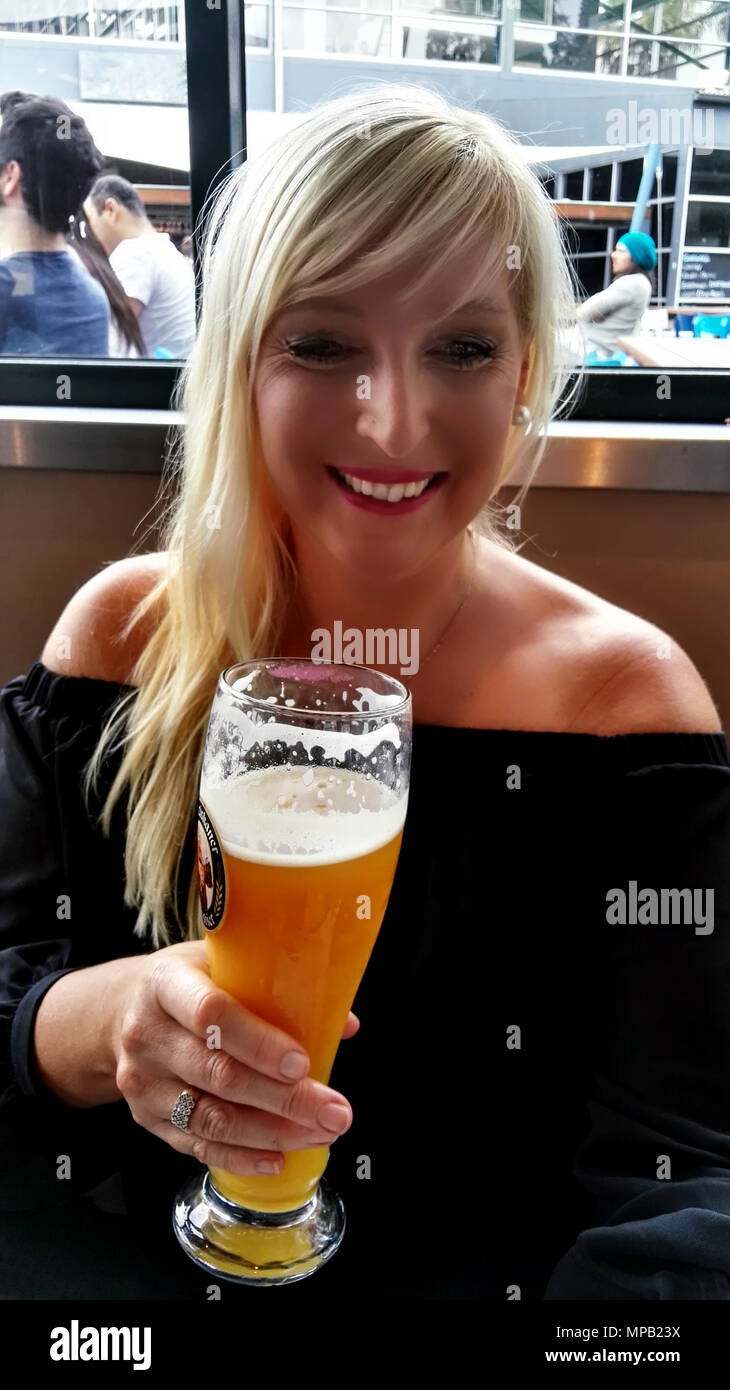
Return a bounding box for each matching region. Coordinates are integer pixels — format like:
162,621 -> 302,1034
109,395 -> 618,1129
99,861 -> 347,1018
416,529 -> 478,674
289,530 -> 478,671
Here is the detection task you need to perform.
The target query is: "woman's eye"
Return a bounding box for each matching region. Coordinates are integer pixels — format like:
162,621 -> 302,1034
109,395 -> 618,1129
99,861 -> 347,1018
282,336 -> 497,368
433,338 -> 496,368
283,337 -> 346,363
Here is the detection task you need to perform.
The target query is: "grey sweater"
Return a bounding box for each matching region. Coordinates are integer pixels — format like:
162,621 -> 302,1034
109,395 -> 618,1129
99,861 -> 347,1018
576,272 -> 651,354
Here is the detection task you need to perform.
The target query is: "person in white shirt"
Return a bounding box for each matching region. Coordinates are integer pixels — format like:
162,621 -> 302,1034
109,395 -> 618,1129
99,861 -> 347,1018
82,175 -> 196,358
66,213 -> 145,358
576,232 -> 656,360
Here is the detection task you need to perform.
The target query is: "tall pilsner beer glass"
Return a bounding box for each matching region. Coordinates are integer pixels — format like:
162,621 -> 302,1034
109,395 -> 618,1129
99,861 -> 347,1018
173,659 -> 412,1285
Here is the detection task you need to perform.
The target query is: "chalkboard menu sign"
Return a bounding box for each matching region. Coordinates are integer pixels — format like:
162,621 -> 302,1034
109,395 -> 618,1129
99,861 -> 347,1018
679,251 -> 730,302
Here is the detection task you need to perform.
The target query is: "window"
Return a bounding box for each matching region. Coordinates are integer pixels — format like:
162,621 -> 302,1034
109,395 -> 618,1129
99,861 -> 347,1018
516,0 -> 626,29
283,8 -> 392,56
564,169 -> 585,199
513,29 -> 624,73
1,0 -> 727,416
514,0 -> 730,78
590,163 -> 612,200
0,1 -> 195,365
618,159 -> 644,202
629,0 -> 730,44
627,37 -> 730,80
245,2 -> 272,47
399,0 -> 500,14
396,0 -> 502,64
690,146 -> 730,197
685,200 -> 730,249
401,22 -> 500,62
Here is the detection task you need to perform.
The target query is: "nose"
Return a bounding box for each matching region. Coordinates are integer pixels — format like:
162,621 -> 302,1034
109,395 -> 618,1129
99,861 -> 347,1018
355,360 -> 431,458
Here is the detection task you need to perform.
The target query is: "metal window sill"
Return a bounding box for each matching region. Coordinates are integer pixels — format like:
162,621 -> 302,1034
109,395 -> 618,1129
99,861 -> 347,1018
0,408 -> 728,492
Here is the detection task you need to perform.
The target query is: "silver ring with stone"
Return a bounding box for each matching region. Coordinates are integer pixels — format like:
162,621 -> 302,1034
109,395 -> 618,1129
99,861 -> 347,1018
170,1088 -> 198,1132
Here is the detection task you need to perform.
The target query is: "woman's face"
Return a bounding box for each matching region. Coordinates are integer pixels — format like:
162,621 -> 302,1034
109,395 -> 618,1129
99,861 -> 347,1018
611,243 -> 634,276
252,246 -> 530,579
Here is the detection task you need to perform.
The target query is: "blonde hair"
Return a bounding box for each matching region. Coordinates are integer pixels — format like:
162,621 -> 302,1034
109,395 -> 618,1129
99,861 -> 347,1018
83,82 -> 583,949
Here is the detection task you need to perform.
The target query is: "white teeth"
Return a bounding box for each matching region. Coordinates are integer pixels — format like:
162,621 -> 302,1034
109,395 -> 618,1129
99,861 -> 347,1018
338,471 -> 433,502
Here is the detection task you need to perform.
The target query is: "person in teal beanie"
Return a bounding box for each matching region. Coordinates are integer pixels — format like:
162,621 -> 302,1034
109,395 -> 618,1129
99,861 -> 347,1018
576,230 -> 657,360
615,231 -> 657,272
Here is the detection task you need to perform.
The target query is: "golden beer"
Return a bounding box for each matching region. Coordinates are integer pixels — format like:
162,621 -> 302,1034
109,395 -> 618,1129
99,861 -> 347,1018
173,657 -> 411,1284
199,763 -> 406,1214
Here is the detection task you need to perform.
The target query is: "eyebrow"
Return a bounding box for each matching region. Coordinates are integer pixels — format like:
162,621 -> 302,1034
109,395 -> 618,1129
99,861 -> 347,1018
281,295 -> 508,319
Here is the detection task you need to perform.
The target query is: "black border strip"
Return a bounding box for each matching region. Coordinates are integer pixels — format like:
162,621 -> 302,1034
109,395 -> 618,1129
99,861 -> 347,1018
562,369 -> 730,424
0,361 -> 181,410
0,364 -> 727,424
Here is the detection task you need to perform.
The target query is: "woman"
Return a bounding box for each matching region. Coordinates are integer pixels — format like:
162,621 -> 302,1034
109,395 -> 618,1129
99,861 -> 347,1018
1,86 -> 728,1302
576,231 -> 657,360
66,211 -> 147,358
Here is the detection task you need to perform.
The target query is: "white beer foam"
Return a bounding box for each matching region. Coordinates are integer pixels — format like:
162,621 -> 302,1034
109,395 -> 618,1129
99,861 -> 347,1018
201,764 -> 407,866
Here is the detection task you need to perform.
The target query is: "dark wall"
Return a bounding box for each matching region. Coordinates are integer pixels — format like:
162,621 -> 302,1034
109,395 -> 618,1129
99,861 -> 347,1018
2,466 -> 728,732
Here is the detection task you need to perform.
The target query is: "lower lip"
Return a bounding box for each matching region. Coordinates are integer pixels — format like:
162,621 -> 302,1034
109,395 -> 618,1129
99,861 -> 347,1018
326,468 -> 447,515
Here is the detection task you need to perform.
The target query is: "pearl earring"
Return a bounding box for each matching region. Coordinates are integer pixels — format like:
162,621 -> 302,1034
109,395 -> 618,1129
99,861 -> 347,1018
514,404 -> 531,426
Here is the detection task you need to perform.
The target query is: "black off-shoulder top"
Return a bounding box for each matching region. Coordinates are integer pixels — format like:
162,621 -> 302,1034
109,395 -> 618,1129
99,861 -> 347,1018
1,658 -> 729,1301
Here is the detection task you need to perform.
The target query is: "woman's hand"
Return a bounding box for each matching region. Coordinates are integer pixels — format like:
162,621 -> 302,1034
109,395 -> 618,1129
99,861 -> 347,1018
111,941 -> 356,1176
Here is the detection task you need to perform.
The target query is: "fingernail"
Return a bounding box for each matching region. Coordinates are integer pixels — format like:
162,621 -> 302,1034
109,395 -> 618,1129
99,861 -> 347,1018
318,1103 -> 352,1133
280,1051 -> 309,1079
255,1159 -> 282,1175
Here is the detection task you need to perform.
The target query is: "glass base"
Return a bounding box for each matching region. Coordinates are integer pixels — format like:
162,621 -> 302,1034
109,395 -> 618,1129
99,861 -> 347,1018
172,1170 -> 346,1286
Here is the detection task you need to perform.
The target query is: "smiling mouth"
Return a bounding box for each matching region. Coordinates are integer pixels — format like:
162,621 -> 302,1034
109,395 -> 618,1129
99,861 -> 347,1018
327,467 -> 445,503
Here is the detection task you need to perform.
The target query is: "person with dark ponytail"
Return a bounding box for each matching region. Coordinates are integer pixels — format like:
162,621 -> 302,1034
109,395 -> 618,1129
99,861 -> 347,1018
67,212 -> 147,358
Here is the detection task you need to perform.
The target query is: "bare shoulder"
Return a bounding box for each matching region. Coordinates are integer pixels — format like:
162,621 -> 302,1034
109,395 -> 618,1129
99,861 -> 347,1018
564,616 -> 723,735
482,545 -> 722,735
40,551 -> 168,685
